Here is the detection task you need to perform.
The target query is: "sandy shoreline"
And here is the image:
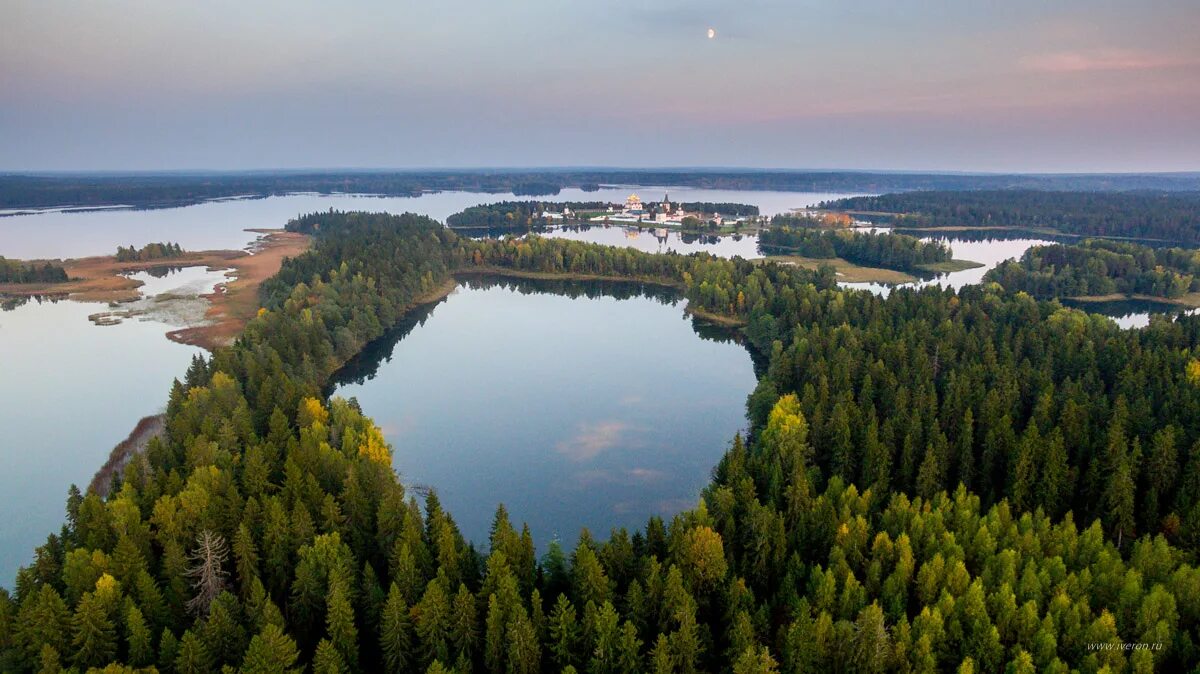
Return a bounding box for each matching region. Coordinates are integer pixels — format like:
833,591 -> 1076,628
1,229 -> 311,351
166,231 -> 310,350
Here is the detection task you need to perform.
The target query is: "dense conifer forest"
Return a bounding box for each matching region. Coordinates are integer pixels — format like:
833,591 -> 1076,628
823,191 -> 1200,243
984,240 -> 1200,299
5,210 -> 1200,672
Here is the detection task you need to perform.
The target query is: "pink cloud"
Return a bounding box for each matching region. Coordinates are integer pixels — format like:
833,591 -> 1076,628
1022,49 -> 1193,74
555,420 -> 627,461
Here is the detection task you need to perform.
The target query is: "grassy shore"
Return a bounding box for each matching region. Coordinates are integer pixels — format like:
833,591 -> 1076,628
917,259 -> 985,273
166,231 -> 310,350
760,254 -> 981,284
0,249 -> 246,302
759,255 -> 917,284
1068,291 -> 1200,309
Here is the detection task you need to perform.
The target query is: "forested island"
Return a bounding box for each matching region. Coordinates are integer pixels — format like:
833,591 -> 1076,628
446,202 -> 608,230
115,243 -> 185,263
824,190 -> 1200,243
5,171 -> 1200,211
4,210 -> 1200,672
986,239 -> 1200,300
0,257 -> 68,284
758,226 -> 958,273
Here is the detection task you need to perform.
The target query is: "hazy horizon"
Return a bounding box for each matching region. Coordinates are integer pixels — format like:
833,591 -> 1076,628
4,1 -> 1198,173
5,166 -> 1200,178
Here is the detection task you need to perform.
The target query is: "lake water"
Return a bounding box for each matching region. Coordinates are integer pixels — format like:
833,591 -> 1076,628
331,276 -> 758,547
0,188 -> 856,260
0,266 -> 226,585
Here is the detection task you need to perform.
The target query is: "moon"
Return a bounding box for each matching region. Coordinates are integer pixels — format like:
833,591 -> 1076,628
707,28 -> 716,39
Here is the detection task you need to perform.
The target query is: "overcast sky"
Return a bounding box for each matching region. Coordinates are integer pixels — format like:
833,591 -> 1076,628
2,0 -> 1198,172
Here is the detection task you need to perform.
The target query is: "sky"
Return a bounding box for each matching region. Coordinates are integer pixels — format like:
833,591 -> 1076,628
2,0 -> 1198,173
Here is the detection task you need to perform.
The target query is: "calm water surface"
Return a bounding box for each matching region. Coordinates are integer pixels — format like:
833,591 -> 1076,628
332,277 -> 757,547
0,188 -> 856,259
0,266 -> 226,584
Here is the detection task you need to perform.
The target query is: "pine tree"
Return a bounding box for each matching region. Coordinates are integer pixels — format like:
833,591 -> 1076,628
732,644 -> 780,674
175,629 -> 213,674
203,591 -> 248,667
484,594 -> 506,673
313,638 -> 348,674
17,585 -> 70,667
325,583 -> 359,670
588,601 -> 621,674
1039,429 -> 1070,518
415,579 -> 451,666
649,633 -> 674,674
916,442 -> 944,502
157,629 -> 179,673
571,544 -> 610,608
851,603 -> 890,673
506,608 -> 540,674
1105,439 -> 1138,547
233,523 -> 260,597
380,583 -> 415,673
449,583 -> 477,661
70,592 -> 116,669
547,593 -> 579,670
671,609 -> 702,674
123,601 -> 153,667
617,620 -> 641,672
241,624 -> 301,674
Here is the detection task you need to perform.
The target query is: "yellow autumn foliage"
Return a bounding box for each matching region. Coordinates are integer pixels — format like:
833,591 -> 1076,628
358,424 -> 391,465
1187,358 -> 1200,386
298,397 -> 329,429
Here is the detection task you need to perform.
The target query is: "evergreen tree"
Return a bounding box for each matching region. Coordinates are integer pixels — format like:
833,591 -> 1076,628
240,624 -> 301,674
70,592 -> 116,669
380,583 -> 415,673
325,583 -> 359,670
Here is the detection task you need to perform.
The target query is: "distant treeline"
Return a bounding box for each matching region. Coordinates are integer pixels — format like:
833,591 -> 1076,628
0,256 -> 68,284
770,212 -> 853,229
509,181 -> 561,196
759,226 -> 953,272
5,171 -> 1200,210
824,190 -> 1200,243
986,239 -> 1200,299
677,202 -> 759,217
115,242 -> 184,262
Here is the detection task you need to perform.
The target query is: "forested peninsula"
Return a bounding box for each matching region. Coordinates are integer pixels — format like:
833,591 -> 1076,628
5,210 -> 1200,672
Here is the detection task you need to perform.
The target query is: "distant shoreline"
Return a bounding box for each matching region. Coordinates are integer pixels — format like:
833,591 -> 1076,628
4,169 -> 1199,212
